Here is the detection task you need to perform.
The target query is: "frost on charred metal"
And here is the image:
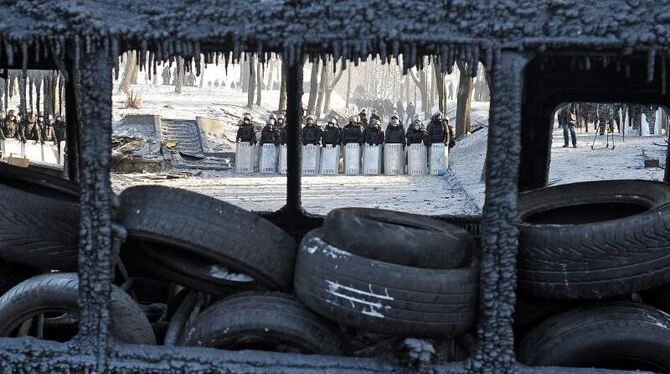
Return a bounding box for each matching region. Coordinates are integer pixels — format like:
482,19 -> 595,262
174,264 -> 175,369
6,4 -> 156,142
0,0 -> 667,373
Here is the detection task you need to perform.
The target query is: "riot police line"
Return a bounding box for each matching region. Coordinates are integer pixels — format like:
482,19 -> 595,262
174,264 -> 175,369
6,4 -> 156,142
235,111 -> 455,176
0,110 -> 67,164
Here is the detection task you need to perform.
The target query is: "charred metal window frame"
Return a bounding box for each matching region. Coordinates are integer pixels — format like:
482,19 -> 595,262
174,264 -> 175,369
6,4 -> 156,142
0,2 -> 667,373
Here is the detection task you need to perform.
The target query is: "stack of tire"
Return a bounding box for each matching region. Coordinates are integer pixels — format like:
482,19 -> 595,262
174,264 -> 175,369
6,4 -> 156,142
515,180 -> 670,372
0,164 -> 475,357
293,208 -> 478,339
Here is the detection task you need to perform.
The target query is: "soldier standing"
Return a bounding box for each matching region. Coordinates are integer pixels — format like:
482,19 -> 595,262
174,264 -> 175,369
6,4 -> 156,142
301,115 -> 322,146
236,113 -> 257,144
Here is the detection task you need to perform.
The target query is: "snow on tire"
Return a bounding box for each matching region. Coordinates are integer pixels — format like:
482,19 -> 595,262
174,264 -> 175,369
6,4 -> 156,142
117,186 -> 297,291
518,302 -> 670,372
518,180 -> 670,299
293,229 -> 477,338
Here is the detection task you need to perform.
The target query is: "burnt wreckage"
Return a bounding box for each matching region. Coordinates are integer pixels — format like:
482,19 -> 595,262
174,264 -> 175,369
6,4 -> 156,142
0,0 -> 668,373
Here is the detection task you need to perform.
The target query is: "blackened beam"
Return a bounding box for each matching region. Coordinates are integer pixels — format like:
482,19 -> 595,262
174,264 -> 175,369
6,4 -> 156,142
0,338 -> 635,374
75,46 -> 114,371
285,56 -> 303,213
472,51 -> 527,373
64,63 -> 80,182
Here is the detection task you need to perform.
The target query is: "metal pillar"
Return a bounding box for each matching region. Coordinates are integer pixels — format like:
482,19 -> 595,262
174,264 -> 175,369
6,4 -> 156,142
76,46 -> 114,371
473,52 -> 527,373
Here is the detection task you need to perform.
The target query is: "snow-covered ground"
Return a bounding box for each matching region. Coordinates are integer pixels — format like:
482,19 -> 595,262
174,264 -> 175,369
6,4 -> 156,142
110,74 -> 667,217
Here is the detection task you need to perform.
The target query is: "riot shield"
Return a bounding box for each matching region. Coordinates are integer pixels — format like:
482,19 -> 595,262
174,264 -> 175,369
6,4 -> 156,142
363,144 -> 382,175
302,144 -> 321,175
344,143 -> 361,175
429,143 -> 448,176
320,145 -> 340,175
235,142 -> 255,174
407,143 -> 428,176
384,143 -> 404,175
259,143 -> 278,174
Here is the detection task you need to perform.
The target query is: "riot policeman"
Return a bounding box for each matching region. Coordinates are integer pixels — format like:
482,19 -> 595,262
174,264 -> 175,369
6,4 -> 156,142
236,113 -> 257,144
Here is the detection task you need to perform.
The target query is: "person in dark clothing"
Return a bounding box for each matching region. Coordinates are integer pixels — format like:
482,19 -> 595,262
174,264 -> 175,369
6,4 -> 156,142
364,118 -> 384,146
259,117 -> 279,146
53,116 -> 66,145
22,113 -> 41,142
406,102 -> 416,124
358,109 -> 369,127
370,109 -> 381,125
426,112 -> 449,147
277,115 -> 288,145
41,115 -> 55,142
342,115 -> 365,146
385,116 -> 405,145
236,113 -> 257,144
301,115 -> 322,146
3,110 -> 19,139
396,101 -> 405,123
321,117 -> 342,146
406,119 -> 428,145
558,105 -> 577,148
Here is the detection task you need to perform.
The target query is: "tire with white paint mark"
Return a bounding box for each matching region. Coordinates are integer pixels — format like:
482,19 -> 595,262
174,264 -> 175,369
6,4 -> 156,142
322,208 -> 473,269
518,180 -> 670,299
117,186 -> 297,291
179,292 -> 347,355
294,229 -> 477,338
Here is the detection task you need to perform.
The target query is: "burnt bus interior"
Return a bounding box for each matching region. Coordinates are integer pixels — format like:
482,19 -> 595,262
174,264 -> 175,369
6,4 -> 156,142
0,3 -> 669,373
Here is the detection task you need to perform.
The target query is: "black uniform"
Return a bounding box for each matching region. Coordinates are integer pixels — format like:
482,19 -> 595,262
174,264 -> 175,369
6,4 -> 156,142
53,118 -> 66,144
3,116 -> 19,139
321,125 -> 342,146
301,124 -> 323,146
342,121 -> 364,145
359,111 -> 369,127
259,124 -> 280,145
426,117 -> 448,146
22,119 -> 41,142
236,122 -> 257,144
406,127 -> 428,145
278,125 -> 288,145
364,125 -> 384,146
385,123 -> 405,145
370,113 -> 381,125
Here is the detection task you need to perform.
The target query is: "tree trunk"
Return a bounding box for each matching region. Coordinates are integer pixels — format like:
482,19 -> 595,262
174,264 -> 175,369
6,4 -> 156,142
175,57 -> 184,94
315,56 -> 328,118
241,55 -> 248,92
345,67 -> 352,110
324,65 -> 344,115
247,55 -> 256,109
256,61 -> 262,106
434,58 -> 446,114
199,61 -> 206,88
306,59 -> 320,115
405,74 -> 410,103
455,60 -> 474,137
267,59 -> 275,90
278,61 -> 287,112
117,51 -> 138,94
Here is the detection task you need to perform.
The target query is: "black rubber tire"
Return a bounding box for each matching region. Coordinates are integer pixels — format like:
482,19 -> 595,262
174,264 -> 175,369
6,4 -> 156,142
294,229 -> 478,338
517,302 -> 670,372
322,208 -> 473,269
179,292 -> 347,355
518,180 -> 670,299
121,241 -> 260,296
0,272 -> 155,344
0,162 -> 78,202
117,186 -> 297,291
0,184 -> 79,271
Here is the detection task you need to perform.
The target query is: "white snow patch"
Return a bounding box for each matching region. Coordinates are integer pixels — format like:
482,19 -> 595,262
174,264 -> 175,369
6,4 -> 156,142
208,265 -> 254,282
304,237 -> 351,258
325,280 -> 392,319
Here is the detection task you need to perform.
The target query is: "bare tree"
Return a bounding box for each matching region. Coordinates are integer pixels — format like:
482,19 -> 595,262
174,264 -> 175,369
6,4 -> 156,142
409,66 -> 429,118
240,55 -> 249,92
117,51 -> 138,94
455,60 -> 474,137
175,57 -> 184,94
345,66 -> 352,110
324,62 -> 344,114
256,60 -> 262,106
247,54 -> 256,109
434,57 -> 447,114
278,61 -> 287,112
266,58 -> 275,90
306,58 -> 320,114
315,56 -> 328,118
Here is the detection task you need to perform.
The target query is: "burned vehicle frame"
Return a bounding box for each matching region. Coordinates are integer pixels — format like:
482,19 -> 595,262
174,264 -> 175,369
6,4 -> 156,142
0,1 -> 667,373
